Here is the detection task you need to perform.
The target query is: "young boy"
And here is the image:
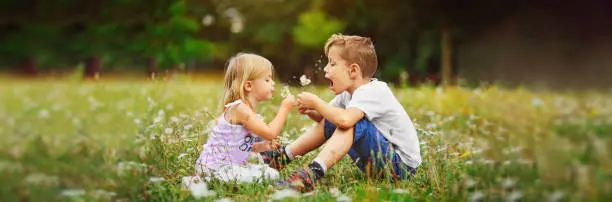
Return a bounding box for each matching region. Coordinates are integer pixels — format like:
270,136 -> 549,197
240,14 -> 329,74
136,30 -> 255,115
263,34 -> 421,192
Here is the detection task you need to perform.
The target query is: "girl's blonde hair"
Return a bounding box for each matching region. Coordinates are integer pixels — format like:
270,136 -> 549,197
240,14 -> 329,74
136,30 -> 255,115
223,53 -> 274,109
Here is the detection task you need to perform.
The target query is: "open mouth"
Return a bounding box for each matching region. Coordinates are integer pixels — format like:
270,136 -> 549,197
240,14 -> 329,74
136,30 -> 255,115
329,79 -> 334,89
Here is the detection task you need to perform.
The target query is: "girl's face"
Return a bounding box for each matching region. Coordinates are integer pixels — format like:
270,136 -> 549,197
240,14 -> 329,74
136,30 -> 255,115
247,70 -> 275,102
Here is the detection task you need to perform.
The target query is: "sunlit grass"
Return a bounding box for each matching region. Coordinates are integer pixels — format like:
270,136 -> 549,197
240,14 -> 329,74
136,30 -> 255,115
1,78 -> 610,201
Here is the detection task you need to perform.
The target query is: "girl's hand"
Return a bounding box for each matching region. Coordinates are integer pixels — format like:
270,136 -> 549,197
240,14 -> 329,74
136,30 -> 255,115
281,95 -> 296,110
253,138 -> 280,152
270,137 -> 280,150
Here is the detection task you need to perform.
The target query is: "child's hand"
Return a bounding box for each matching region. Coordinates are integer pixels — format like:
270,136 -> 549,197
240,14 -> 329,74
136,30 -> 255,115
281,95 -> 296,110
297,92 -> 322,110
298,106 -> 315,114
271,137 -> 280,150
253,137 -> 280,152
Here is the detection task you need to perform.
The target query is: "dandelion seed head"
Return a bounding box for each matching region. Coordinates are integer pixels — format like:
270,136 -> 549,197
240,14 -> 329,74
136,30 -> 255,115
300,75 -> 311,86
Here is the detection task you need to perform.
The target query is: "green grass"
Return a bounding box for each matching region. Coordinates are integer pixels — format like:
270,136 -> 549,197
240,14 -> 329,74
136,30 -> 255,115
1,79 -> 611,201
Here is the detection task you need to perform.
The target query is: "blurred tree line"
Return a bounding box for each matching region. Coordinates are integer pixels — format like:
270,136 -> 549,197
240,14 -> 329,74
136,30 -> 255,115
0,0 -> 531,85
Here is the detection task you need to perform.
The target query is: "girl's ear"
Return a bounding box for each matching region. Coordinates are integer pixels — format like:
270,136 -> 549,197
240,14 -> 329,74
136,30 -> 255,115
244,80 -> 253,92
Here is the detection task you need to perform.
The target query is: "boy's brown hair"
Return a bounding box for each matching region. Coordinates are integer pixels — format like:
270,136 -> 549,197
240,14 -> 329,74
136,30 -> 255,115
324,34 -> 378,78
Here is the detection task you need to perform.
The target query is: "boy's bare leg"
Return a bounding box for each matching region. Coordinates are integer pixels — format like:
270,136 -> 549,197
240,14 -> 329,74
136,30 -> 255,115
312,126 -> 354,168
286,119 -> 327,157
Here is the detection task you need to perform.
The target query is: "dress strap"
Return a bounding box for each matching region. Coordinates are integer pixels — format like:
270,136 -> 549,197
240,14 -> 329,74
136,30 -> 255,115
224,100 -> 243,109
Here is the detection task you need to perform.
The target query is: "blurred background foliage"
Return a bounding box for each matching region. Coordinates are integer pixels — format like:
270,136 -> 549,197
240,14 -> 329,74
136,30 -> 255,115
1,0 -> 610,88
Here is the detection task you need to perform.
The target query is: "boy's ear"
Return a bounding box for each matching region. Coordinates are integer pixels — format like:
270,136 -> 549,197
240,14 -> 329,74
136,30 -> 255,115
244,80 -> 253,92
348,63 -> 361,79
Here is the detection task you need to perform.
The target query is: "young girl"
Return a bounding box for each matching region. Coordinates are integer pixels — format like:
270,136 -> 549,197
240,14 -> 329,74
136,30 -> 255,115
194,53 -> 295,183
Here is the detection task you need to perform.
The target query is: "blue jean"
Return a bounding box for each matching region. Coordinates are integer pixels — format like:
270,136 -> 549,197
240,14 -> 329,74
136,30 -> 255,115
324,118 -> 416,179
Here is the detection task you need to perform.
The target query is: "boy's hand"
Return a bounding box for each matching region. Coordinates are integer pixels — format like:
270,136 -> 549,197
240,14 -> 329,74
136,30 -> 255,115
298,107 -> 314,114
281,95 -> 296,110
297,92 -> 323,110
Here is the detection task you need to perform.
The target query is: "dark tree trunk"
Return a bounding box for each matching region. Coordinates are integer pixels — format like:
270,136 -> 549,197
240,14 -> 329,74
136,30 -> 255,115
84,56 -> 101,79
441,26 -> 453,86
21,57 -> 38,76
147,57 -> 158,77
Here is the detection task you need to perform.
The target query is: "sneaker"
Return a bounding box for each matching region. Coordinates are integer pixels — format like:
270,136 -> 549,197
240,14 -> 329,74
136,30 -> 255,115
275,168 -> 315,192
261,146 -> 291,170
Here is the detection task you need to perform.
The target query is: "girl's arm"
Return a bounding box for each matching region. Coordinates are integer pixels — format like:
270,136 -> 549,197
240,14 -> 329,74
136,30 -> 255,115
234,95 -> 296,140
299,108 -> 323,123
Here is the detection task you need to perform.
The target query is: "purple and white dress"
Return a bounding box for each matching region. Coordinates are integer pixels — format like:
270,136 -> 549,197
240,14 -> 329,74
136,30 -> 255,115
193,100 -> 279,183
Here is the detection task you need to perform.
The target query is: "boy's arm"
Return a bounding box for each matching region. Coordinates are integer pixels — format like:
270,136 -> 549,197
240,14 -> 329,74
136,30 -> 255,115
298,92 -> 364,129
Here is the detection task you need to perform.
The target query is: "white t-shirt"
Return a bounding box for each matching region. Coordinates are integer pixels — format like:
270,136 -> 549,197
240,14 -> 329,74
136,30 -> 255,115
329,79 -> 421,168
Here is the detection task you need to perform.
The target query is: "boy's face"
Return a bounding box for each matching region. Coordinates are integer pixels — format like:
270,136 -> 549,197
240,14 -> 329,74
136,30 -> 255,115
324,46 -> 353,95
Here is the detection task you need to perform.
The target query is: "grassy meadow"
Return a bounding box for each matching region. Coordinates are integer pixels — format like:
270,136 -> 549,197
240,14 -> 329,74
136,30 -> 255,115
0,78 -> 611,201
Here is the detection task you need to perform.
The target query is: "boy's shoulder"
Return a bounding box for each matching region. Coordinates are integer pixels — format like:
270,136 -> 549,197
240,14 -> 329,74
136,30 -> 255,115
354,79 -> 391,96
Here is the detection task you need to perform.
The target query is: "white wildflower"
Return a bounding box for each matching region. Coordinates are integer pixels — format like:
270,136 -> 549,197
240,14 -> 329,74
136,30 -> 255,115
134,118 -> 142,125
184,124 -> 193,130
170,116 -> 179,123
178,153 -> 187,160
215,198 -> 233,202
202,15 -> 215,26
117,161 -> 146,175
329,187 -> 340,197
92,189 -> 117,199
158,109 -> 165,116
72,118 -> 80,126
337,195 -> 352,202
506,191 -> 523,202
436,87 -> 443,94
271,188 -> 300,200
548,191 -> 564,202
190,182 -> 216,198
517,158 -> 533,165
149,177 -> 165,182
469,191 -> 484,202
392,188 -> 407,194
501,178 -> 517,189
165,128 -> 173,134
25,173 -> 59,186
182,176 -> 201,188
300,75 -> 311,86
154,116 -> 163,124
0,160 -> 23,172
38,109 -> 50,119
532,98 -> 543,107
60,189 -> 86,197
166,104 -> 174,110
464,176 -> 477,188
